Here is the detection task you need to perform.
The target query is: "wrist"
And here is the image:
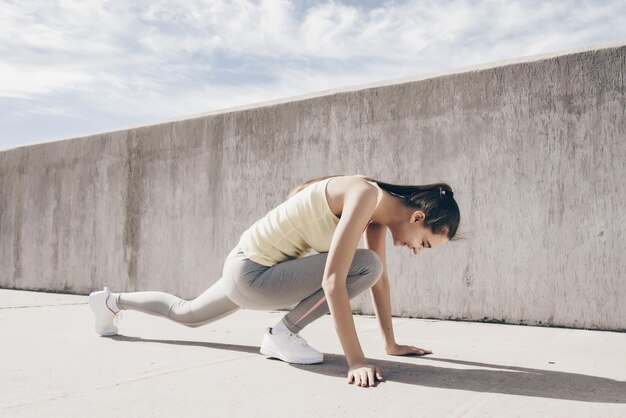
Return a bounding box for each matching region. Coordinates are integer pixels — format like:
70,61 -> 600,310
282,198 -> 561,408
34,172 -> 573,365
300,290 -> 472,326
385,341 -> 398,351
347,357 -> 367,369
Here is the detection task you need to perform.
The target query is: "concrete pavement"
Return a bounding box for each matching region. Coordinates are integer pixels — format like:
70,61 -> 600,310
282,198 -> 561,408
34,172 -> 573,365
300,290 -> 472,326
1,288 -> 625,417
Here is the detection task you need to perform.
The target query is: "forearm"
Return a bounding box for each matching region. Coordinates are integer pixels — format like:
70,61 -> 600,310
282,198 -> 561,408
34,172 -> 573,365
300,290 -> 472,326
369,276 -> 396,348
323,283 -> 366,367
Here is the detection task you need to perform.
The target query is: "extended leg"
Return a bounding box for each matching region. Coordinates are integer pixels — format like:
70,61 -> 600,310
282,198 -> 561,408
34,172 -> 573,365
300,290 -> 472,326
116,277 -> 242,328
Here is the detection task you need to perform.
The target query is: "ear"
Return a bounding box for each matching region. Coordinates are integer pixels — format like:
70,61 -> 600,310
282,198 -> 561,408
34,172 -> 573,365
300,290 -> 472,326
412,210 -> 425,222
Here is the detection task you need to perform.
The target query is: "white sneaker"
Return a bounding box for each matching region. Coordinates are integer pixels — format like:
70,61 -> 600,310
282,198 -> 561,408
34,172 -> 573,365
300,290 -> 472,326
260,326 -> 323,364
88,286 -> 123,336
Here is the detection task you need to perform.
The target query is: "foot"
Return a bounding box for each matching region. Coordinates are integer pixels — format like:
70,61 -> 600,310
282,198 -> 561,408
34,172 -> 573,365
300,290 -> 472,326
88,286 -> 123,336
260,326 -> 323,364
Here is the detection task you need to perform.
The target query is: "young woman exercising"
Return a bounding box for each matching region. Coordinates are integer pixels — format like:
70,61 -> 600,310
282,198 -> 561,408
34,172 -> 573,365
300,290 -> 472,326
89,174 -> 460,388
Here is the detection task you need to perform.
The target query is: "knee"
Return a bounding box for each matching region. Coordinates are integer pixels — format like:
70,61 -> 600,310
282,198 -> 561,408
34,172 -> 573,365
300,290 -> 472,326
167,299 -> 198,324
355,248 -> 384,283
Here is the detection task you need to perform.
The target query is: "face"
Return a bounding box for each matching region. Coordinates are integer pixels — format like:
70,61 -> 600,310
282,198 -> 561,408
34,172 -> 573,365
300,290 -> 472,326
390,210 -> 449,255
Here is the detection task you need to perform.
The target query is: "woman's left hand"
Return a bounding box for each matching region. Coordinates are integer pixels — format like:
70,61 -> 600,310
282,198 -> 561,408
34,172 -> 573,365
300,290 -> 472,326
386,342 -> 433,356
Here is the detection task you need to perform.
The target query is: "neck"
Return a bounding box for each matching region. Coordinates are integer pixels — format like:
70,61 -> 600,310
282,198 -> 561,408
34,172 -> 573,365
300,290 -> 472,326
370,190 -> 411,228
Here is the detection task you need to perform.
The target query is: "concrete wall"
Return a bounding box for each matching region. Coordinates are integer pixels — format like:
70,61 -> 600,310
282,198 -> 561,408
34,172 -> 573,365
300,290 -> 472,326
1,41 -> 625,331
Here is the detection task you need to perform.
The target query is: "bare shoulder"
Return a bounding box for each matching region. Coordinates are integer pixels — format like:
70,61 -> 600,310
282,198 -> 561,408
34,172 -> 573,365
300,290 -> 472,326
326,175 -> 378,219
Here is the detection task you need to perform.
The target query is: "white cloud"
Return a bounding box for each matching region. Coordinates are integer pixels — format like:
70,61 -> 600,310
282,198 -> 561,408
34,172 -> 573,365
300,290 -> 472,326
1,0 -> 625,150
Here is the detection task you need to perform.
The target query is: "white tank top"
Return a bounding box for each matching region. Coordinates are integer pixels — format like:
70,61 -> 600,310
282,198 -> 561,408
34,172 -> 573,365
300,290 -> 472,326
238,177 -> 384,267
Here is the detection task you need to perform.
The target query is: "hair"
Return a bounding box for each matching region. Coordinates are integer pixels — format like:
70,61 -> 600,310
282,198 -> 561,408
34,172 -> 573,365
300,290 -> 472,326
287,174 -> 461,241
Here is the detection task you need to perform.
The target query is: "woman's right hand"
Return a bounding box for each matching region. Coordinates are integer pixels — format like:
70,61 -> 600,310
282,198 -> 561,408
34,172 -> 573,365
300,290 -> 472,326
347,361 -> 384,387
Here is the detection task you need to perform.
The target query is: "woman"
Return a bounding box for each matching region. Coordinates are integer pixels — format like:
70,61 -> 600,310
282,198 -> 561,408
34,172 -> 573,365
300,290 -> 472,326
89,174 -> 460,388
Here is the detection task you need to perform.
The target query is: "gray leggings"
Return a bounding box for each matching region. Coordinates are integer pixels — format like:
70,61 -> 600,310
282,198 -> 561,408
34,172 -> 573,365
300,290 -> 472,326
116,245 -> 384,334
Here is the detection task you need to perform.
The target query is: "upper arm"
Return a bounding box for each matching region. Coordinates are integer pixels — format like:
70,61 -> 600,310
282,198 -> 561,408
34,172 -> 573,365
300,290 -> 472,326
363,222 -> 388,281
322,181 -> 378,288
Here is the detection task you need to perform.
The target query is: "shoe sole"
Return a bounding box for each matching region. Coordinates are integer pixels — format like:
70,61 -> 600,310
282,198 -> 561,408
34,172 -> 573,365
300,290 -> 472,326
260,342 -> 323,365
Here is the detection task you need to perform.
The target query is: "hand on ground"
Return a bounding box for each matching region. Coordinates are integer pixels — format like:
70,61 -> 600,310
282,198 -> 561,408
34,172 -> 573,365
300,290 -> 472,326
386,342 -> 433,356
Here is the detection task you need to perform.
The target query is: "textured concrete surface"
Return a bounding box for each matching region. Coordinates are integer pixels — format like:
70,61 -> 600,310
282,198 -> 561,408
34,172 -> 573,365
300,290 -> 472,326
1,289 -> 625,418
1,40 -> 625,330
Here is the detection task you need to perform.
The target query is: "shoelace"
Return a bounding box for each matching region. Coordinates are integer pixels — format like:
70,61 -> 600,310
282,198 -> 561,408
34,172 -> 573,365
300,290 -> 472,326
287,332 -> 309,347
112,310 -> 124,325
105,291 -> 124,325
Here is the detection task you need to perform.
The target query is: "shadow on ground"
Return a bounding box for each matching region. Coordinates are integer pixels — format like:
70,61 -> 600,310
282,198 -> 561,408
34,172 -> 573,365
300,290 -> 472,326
109,334 -> 626,403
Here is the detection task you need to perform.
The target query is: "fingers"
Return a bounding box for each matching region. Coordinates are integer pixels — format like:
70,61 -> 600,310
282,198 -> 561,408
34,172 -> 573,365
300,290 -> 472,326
348,371 -> 364,386
347,366 -> 384,387
359,371 -> 368,387
411,345 -> 433,354
347,372 -> 372,387
347,370 -> 357,385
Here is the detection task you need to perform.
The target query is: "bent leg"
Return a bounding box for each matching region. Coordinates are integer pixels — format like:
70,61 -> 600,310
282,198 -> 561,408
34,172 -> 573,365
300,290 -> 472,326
281,249 -> 383,333
117,277 -> 241,328
230,248 -> 383,333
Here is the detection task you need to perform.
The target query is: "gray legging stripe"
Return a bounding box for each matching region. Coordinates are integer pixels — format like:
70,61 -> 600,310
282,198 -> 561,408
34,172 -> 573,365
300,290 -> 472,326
116,245 -> 384,333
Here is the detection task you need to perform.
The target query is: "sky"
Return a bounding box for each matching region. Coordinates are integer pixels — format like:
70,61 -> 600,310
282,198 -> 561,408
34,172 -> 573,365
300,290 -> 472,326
1,0 -> 625,151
